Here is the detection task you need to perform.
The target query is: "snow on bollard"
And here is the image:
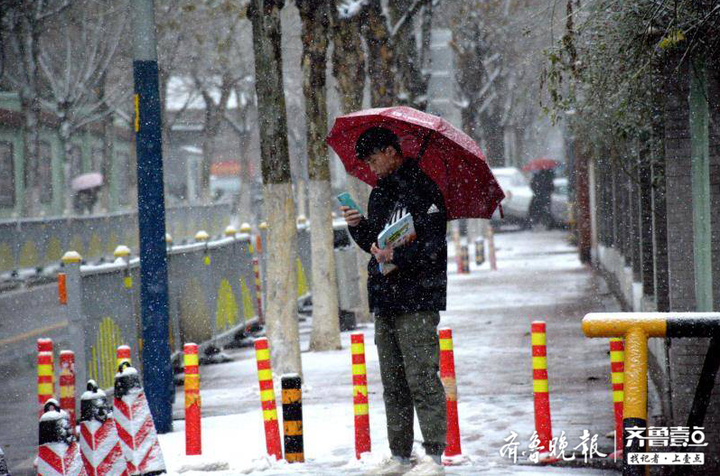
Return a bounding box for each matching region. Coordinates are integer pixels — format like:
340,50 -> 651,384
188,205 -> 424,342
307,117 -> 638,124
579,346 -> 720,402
609,338 -> 625,459
113,363 -> 165,474
37,338 -> 55,417
79,381 -> 127,475
350,333 -> 371,459
59,351 -> 76,429
38,399 -> 85,476
116,346 -> 132,370
438,328 -> 463,462
184,343 -> 202,455
254,338 -> 282,460
281,375 -> 304,463
531,321 -> 554,460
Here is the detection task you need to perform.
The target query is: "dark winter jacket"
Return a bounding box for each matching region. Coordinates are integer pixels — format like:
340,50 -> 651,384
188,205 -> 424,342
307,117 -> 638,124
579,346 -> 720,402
348,159 -> 447,316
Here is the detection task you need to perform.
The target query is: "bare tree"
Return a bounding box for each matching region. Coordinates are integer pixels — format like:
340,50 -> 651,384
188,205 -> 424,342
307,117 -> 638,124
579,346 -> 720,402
223,77 -> 257,222
37,1 -> 127,213
450,0 -> 534,167
353,0 -> 435,108
297,0 -> 341,351
331,0 -> 372,323
248,0 -> 301,376
388,0 -> 434,110
171,3 -> 251,202
2,0 -> 72,216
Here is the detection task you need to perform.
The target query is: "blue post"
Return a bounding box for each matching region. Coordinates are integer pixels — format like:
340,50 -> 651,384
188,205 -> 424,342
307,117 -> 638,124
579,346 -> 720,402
131,0 -> 172,433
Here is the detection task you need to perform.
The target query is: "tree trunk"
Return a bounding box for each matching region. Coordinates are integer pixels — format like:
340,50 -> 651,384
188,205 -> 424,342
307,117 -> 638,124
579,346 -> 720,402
200,128 -> 215,203
58,118 -> 73,215
19,15 -> 42,217
388,0 -> 432,110
298,0 -> 340,351
331,1 -> 372,323
481,112 -> 505,167
451,11 -> 483,144
249,0 -> 301,376
360,0 -> 395,107
99,72 -> 114,213
237,121 -> 254,224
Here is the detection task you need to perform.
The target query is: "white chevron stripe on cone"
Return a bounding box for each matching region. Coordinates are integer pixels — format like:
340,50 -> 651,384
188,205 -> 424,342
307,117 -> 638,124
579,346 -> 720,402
38,441 -> 87,476
79,418 -> 128,476
113,390 -> 165,474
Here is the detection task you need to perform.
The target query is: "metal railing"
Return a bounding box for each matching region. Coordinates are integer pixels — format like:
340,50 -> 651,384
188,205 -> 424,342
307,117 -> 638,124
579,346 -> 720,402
0,203 -> 233,277
59,220 -> 359,391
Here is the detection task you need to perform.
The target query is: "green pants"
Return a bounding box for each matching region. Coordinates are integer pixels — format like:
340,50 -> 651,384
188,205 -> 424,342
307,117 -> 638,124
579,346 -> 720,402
374,311 -> 447,457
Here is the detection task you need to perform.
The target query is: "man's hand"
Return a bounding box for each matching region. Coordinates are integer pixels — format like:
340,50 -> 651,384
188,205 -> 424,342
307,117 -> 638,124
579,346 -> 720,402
371,242 -> 394,264
341,205 -> 362,227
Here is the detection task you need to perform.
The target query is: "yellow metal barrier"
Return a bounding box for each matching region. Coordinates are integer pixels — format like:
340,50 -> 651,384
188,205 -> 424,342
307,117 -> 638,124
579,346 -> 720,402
583,312 -> 720,476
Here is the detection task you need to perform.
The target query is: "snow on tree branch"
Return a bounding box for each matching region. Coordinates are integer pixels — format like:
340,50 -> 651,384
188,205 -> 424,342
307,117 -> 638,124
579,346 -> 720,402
337,0 -> 368,19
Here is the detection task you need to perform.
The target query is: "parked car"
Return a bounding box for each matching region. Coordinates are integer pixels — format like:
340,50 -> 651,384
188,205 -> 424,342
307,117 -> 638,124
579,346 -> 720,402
491,167 -> 533,226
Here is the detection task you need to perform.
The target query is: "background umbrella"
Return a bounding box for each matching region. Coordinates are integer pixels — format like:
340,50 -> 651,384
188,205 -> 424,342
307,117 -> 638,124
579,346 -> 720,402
326,106 -> 505,220
522,158 -> 560,172
71,172 -> 103,191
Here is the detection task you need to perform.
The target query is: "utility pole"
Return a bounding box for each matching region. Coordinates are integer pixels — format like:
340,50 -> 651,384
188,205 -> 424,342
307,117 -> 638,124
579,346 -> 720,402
131,0 -> 172,433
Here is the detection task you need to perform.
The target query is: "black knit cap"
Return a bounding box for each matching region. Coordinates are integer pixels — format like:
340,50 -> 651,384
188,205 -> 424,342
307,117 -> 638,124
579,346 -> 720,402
355,127 -> 401,161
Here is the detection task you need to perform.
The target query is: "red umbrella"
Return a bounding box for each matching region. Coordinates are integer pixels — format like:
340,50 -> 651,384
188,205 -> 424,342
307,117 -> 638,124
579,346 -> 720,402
522,158 -> 560,172
326,106 -> 505,220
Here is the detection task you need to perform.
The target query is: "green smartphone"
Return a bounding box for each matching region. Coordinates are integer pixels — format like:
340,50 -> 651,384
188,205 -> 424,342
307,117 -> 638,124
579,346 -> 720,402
337,192 -> 362,215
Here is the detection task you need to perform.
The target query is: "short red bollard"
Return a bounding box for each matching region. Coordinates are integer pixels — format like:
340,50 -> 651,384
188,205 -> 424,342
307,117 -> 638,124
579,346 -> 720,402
609,338 -> 625,459
531,321 -> 553,454
184,343 -> 202,455
117,345 -> 132,369
59,350 -> 76,429
439,328 -> 462,460
254,338 -> 282,460
351,333 -> 371,459
37,338 -> 55,416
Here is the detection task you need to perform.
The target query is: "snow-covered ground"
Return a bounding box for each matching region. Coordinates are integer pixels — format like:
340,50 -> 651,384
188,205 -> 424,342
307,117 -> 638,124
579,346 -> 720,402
158,229 -> 620,475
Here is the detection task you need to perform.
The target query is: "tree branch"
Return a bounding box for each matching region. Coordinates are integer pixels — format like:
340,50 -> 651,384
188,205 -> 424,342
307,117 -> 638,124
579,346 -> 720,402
389,0 -> 427,39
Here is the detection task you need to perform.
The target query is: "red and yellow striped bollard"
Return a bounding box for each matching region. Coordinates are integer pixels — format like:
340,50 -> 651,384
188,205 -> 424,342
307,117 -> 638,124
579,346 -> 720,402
351,333 -> 370,459
37,339 -> 55,416
610,338 -> 625,454
531,321 -> 552,453
59,350 -> 76,429
254,338 -> 282,460
117,345 -> 132,369
439,328 -> 462,457
459,245 -> 470,274
184,343 -> 202,455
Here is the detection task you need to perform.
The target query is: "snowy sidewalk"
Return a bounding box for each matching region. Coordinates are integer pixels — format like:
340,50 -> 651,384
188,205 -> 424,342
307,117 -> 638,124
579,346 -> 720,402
160,229 -> 621,475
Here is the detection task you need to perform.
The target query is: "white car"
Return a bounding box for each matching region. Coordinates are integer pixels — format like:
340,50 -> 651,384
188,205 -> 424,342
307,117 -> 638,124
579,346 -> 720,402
491,167 -> 533,225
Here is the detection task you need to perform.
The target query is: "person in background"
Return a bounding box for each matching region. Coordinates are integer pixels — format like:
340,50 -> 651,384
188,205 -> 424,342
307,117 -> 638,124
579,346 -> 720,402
342,127 -> 448,476
527,168 -> 556,229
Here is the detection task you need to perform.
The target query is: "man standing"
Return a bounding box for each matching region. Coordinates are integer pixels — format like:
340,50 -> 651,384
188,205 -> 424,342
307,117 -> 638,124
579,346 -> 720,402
342,127 -> 447,475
